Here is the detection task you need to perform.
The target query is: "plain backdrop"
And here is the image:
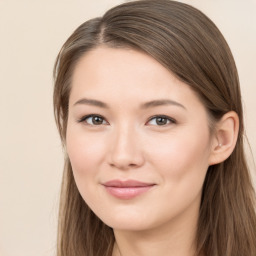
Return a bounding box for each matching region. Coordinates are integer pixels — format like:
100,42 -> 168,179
0,0 -> 255,255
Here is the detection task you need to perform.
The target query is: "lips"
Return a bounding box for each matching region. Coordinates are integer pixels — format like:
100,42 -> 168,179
102,179 -> 155,199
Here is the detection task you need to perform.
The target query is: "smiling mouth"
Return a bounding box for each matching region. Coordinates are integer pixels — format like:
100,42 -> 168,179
102,179 -> 156,199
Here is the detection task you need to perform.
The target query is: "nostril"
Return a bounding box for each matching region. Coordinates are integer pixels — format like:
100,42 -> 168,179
108,153 -> 145,170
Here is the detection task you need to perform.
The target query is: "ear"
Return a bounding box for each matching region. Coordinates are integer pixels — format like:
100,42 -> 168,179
209,111 -> 239,165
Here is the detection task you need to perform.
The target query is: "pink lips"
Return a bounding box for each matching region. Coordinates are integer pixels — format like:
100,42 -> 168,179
102,179 -> 155,199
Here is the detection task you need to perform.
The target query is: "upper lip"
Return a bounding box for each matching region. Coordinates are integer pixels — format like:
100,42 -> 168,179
103,179 -> 155,187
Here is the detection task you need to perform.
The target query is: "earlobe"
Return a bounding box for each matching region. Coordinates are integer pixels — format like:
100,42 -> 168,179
209,111 -> 239,165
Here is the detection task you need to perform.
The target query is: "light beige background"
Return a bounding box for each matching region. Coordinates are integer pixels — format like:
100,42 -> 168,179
0,0 -> 255,255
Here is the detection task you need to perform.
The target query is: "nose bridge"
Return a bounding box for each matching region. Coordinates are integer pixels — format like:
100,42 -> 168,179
108,121 -> 144,169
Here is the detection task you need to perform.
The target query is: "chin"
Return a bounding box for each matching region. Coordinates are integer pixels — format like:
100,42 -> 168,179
106,220 -> 151,231
97,210 -> 162,232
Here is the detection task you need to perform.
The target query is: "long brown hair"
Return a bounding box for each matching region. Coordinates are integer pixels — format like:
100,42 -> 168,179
53,1 -> 256,255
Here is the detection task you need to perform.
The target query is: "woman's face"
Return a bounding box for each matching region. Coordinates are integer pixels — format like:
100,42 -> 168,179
66,47 -> 214,231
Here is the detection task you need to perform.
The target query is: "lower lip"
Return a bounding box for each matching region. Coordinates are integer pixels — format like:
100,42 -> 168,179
104,186 -> 154,199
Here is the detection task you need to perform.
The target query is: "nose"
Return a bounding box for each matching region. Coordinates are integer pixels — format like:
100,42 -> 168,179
107,125 -> 145,170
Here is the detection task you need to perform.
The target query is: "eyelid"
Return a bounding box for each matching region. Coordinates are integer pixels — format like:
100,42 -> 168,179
77,114 -> 109,125
77,114 -> 176,126
146,115 -> 176,126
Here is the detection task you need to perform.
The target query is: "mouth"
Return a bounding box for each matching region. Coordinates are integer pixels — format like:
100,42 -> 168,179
102,179 -> 156,200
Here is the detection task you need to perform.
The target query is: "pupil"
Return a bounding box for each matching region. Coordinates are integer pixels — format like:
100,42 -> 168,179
93,116 -> 103,125
156,117 -> 167,125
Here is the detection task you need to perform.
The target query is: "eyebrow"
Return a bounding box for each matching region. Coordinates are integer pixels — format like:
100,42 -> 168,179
73,98 -> 186,110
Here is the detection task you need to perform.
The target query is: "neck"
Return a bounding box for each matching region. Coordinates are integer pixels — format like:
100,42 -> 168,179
112,206 -> 198,256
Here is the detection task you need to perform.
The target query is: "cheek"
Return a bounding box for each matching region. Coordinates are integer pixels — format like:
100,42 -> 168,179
66,126 -> 106,180
143,128 -> 211,222
147,127 -> 211,185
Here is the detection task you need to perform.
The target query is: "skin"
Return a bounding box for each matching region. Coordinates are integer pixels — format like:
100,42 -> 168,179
66,46 -> 231,256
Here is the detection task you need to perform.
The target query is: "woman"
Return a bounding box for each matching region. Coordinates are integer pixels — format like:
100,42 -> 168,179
53,0 -> 256,255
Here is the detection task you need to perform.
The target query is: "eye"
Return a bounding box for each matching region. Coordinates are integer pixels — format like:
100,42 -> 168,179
77,114 -> 175,126
78,114 -> 108,126
147,115 -> 176,126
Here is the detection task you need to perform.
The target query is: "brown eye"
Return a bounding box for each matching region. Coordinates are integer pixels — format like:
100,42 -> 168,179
156,117 -> 168,125
147,115 -> 176,126
91,116 -> 104,125
79,115 -> 107,125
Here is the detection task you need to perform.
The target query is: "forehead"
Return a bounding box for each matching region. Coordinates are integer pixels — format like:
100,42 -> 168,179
70,46 -> 204,112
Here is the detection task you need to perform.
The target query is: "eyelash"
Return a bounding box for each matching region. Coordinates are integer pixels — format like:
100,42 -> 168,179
77,114 -> 176,127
